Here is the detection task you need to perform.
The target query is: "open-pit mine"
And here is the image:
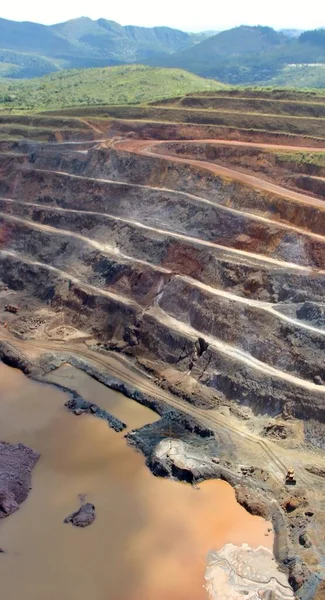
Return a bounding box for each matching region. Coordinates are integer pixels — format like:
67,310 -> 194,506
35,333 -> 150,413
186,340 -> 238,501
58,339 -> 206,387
0,89 -> 325,599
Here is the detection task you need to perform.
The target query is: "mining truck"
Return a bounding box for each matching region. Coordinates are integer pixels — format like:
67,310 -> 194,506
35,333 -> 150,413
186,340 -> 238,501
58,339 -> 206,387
285,468 -> 296,485
4,304 -> 19,314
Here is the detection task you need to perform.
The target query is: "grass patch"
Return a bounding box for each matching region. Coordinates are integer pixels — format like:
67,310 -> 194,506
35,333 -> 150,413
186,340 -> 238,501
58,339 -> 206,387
275,151 -> 325,166
274,150 -> 325,175
264,65 -> 325,89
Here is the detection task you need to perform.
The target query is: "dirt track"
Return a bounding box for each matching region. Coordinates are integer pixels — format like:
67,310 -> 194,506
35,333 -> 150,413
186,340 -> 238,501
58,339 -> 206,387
156,138 -> 325,153
114,138 -> 325,211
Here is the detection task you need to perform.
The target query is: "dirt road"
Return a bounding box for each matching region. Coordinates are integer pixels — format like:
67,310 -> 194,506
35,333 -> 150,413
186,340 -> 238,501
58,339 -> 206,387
114,139 -> 325,211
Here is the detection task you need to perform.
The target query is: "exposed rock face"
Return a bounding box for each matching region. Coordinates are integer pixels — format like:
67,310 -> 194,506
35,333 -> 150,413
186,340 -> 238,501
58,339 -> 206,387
0,341 -> 34,374
64,503 -> 96,528
0,441 -> 39,518
205,543 -> 295,599
151,438 -> 216,482
305,466 -> 325,478
64,392 -> 126,432
296,302 -> 325,330
263,422 -> 289,439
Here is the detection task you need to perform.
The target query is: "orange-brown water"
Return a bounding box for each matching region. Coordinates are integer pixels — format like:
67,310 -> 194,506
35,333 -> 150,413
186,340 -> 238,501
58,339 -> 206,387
0,362 -> 273,600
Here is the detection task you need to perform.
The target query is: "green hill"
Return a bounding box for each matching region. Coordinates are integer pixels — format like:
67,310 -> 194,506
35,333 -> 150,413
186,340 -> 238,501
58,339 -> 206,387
191,25 -> 287,55
153,25 -> 325,86
51,17 -> 194,56
264,64 -> 325,88
0,17 -> 200,78
0,65 -> 225,110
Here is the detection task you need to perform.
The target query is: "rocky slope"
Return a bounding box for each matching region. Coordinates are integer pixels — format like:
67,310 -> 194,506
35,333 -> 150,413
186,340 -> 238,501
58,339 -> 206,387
0,136 -> 324,427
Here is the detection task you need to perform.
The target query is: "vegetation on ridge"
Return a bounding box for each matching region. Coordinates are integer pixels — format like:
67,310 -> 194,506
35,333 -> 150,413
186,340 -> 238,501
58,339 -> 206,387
154,26 -> 325,86
0,16 -> 206,79
0,65 -> 226,110
0,17 -> 324,86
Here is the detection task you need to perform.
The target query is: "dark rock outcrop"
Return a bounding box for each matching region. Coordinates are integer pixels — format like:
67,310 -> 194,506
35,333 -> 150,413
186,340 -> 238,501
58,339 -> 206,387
0,441 -> 39,518
64,394 -> 126,432
0,342 -> 33,374
64,502 -> 96,528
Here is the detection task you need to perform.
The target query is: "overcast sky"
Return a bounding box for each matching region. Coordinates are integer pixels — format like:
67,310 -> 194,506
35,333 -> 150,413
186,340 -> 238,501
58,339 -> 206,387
1,0 -> 324,31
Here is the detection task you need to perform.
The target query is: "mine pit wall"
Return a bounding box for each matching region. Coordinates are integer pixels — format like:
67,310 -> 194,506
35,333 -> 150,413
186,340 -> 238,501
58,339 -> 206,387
191,346 -> 325,423
1,214 -> 324,384
1,169 -> 325,270
106,117 -> 325,147
1,252 -> 325,431
163,142 -> 325,179
2,145 -> 325,237
0,199 -> 323,326
81,148 -> 325,236
135,313 -> 325,425
0,140 -> 98,155
0,254 -> 141,344
112,118 -> 325,148
48,105 -> 324,138
2,207 -> 325,307
0,154 -> 28,175
178,96 -> 325,118
0,129 -> 91,144
0,115 -> 96,143
0,220 -> 172,309
158,277 -> 325,383
22,149 -> 89,175
1,169 -> 325,302
293,175 -> 325,199
0,115 -> 84,129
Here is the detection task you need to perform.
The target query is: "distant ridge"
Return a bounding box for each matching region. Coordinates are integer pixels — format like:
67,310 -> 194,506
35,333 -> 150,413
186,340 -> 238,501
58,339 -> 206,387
0,18 -> 324,86
153,25 -> 325,86
0,16 -> 200,78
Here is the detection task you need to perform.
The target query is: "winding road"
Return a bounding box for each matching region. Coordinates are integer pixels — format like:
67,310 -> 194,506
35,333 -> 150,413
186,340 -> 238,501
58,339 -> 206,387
113,138 -> 325,211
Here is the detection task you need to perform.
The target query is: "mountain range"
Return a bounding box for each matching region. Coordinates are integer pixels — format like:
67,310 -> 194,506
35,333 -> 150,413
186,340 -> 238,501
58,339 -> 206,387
0,17 -> 206,78
0,17 -> 324,86
156,26 -> 325,85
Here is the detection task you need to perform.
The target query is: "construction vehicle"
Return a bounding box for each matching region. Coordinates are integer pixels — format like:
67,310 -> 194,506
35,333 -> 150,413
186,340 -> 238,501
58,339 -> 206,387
285,468 -> 296,485
4,304 -> 19,314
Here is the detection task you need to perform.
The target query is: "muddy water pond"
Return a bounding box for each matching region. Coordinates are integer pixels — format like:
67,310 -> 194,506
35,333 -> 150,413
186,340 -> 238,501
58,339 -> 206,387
0,362 -> 273,600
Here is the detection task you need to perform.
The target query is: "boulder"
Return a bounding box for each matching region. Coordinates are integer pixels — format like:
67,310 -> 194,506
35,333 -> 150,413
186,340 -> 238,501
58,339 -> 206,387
64,502 -> 96,528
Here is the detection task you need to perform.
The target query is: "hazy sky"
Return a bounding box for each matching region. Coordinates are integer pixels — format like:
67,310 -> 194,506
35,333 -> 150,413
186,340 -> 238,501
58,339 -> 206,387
1,0 -> 324,31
